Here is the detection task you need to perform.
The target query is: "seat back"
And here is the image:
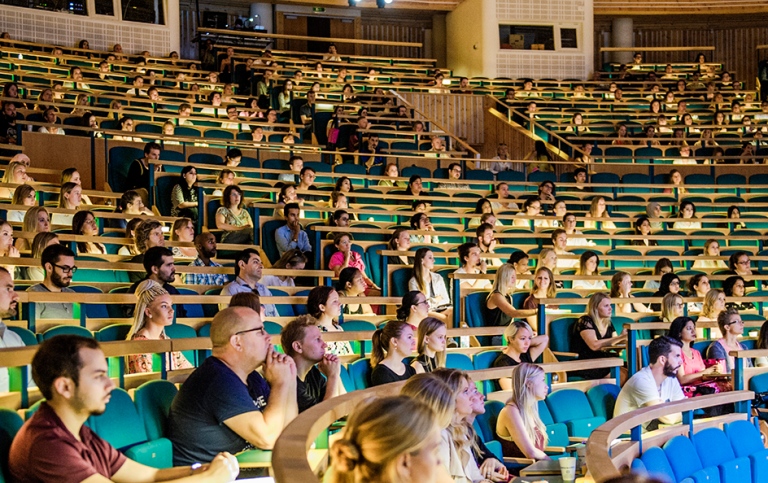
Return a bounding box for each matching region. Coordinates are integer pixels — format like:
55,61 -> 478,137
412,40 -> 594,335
134,380 -> 179,440
390,267 -> 413,298
586,384 -> 621,420
348,358 -> 372,390
108,146 -> 144,193
662,435 -> 707,482
724,420 -> 766,458
692,427 -> 735,466
445,353 -> 474,371
0,409 -> 23,482
640,446 -> 677,483
88,388 -> 148,450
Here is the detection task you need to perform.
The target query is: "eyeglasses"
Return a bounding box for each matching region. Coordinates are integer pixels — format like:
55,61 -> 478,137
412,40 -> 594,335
738,260 -> 751,265
52,264 -> 77,274
339,217 -> 350,222
235,326 -> 266,336
669,281 -> 680,286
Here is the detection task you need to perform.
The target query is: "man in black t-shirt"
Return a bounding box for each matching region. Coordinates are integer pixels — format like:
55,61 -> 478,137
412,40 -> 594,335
0,101 -> 22,144
168,307 -> 297,465
280,315 -> 345,412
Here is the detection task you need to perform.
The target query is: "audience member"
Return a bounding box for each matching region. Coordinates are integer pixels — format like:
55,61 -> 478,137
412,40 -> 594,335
168,307 -> 297,464
370,320 -> 417,386
126,279 -> 192,373
275,202 -> 312,257
493,322 -> 548,390
409,248 -> 451,318
692,239 -> 728,270
455,242 -> 490,289
572,250 -> 607,290
614,336 -> 684,430
126,142 -> 162,200
668,317 -> 726,398
170,217 -> 197,258
261,249 -> 307,287
0,267 -> 22,392
644,258 -> 673,290
412,317 -> 447,373
126,246 -> 188,317
9,335 -> 239,482
27,244 -> 76,319
571,293 -> 627,379
522,266 -> 559,327
72,210 -> 105,255
328,233 -> 380,294
476,223 -> 502,267
186,232 -> 229,286
280,315 -> 344,412
686,274 -> 710,312
495,363 -> 550,460
723,275 -> 755,311
705,307 -> 752,372
219,249 -> 277,317
611,271 -> 651,314
307,286 -> 354,356
216,185 -> 253,244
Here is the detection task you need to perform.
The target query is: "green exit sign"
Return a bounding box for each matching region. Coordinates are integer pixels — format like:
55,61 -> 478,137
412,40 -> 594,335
313,7 -> 325,12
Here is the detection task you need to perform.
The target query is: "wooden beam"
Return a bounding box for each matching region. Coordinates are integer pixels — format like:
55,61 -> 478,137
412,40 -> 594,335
199,27 -> 422,48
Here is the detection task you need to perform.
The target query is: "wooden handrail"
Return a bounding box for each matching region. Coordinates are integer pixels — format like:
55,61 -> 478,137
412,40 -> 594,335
198,28 -> 423,49
585,391 -> 753,482
599,46 -> 716,53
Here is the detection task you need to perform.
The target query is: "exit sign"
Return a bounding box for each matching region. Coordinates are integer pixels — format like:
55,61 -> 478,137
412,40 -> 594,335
313,7 -> 325,12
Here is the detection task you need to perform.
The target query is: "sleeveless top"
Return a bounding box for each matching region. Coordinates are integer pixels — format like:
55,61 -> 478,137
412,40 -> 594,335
498,404 -> 546,459
484,291 -> 513,327
414,354 -> 438,373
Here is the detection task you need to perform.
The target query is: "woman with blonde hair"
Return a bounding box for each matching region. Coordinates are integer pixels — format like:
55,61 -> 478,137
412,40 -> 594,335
495,363 -> 550,460
61,167 -> 92,205
126,279 -> 192,374
412,317 -> 447,373
23,232 -> 58,280
8,184 -> 36,222
430,368 -> 490,483
493,321 -> 549,391
610,271 -> 651,314
15,206 -> 50,251
660,292 -> 684,323
485,264 -> 537,334
0,161 -> 28,199
328,396 -> 445,483
522,266 -> 558,326
692,239 -> 728,270
583,196 -> 615,230
52,182 -> 82,226
697,288 -> 726,338
572,292 -> 627,379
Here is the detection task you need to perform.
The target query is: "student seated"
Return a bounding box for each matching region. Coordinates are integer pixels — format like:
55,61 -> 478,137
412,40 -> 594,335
261,249 -> 307,288
485,264 -> 537,334
0,267 -> 22,393
454,242 -> 490,290
307,286 -> 354,356
409,248 -> 452,321
412,317 -> 447,374
650,272 -> 681,312
168,307 -> 298,464
644,258 -> 673,291
280,315 -> 345,412
571,293 -> 627,380
705,307 -> 752,373
692,239 -> 728,270
27,244 -> 76,320
572,250 -> 607,291
522,267 -> 559,327
668,316 -> 728,398
336,267 -> 374,315
216,185 -> 253,245
686,274 -> 711,313
614,336 -> 685,431
328,233 -> 380,295
370,320 -> 417,386
219,249 -> 277,318
611,271 -> 651,314
493,321 -> 548,390
9,335 -> 239,482
495,363 -> 551,460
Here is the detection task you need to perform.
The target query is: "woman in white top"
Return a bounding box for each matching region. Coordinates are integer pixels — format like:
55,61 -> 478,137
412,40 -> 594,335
686,274 -> 711,313
583,196 -> 615,230
307,286 -> 354,356
572,250 -> 607,291
261,249 -> 306,287
38,107 -> 65,135
61,168 -> 93,205
644,258 -> 673,290
672,200 -> 701,229
692,239 -> 728,270
51,182 -> 82,227
430,369 -> 493,483
562,212 -> 594,247
610,271 -> 651,314
408,247 -> 451,321
0,161 -> 28,200
454,242 -> 491,290
8,184 -> 36,223
513,196 -> 551,229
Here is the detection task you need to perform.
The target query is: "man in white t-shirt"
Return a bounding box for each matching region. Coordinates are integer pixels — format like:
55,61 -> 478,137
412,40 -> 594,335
614,336 -> 685,430
552,229 -> 578,270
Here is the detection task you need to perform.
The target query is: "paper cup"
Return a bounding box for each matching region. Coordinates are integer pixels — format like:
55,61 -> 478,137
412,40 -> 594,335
559,456 -> 577,481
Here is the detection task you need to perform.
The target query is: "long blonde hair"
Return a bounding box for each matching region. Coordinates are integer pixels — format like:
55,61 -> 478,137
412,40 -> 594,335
586,292 -> 612,333
126,279 -> 169,340
22,206 -> 49,234
661,293 -> 683,322
329,396 -> 437,483
530,266 -> 556,298
701,288 -> 724,319
416,317 -> 447,369
491,263 -> 516,296
431,368 -> 481,456
1,161 -> 25,184
506,363 -> 547,449
401,374 -> 454,429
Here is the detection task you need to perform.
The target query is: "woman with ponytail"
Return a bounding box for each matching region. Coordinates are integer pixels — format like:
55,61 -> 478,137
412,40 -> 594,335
126,279 -> 192,373
328,396 -> 446,483
370,320 -> 417,386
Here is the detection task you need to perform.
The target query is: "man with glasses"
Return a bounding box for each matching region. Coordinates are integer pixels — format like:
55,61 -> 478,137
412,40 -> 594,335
437,162 -> 469,190
27,244 -> 76,320
168,306 -> 298,465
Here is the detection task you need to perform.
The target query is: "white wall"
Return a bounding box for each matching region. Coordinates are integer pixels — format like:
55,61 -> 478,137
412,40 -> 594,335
446,0 -> 594,80
0,1 -> 178,56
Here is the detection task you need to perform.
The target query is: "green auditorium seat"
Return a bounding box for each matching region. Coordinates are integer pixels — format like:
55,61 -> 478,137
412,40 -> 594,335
134,380 -> 178,441
0,409 -> 24,482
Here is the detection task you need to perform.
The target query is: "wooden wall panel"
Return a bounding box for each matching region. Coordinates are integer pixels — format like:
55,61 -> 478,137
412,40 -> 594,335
329,18 -> 359,55
595,15 -> 768,89
400,92 -> 486,145
360,11 -> 430,59
276,13 -> 309,51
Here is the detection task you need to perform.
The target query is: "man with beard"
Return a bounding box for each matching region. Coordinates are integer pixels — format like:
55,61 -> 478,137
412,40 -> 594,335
614,336 -> 684,430
187,232 -> 229,286
9,335 -> 239,482
0,266 -> 22,392
125,246 -> 187,318
28,244 -> 76,319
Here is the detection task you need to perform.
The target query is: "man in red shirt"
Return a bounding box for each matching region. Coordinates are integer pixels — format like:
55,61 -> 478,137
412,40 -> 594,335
9,335 -> 239,483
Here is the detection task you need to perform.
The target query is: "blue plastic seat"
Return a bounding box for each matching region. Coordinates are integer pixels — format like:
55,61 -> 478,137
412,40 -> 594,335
348,358 -> 372,390
545,389 -> 605,438
108,146 -> 144,193
134,380 -> 179,441
639,446 -> 677,483
692,427 -> 750,483
663,435 -> 721,483
724,420 -> 768,483
586,384 -> 620,420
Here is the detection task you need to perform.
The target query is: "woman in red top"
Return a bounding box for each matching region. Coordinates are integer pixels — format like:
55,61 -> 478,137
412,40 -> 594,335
328,232 -> 381,295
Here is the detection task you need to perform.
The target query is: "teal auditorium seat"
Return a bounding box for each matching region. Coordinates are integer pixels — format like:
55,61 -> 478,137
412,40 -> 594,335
663,435 -> 721,483
692,428 -> 750,483
108,146 -> 144,193
537,400 -> 571,456
445,353 -> 473,371
0,409 -> 23,483
638,446 -> 678,483
348,357 -> 372,390
586,384 -> 620,420
724,420 -> 768,483
88,388 -> 173,468
134,380 -> 178,441
545,389 -> 605,438
163,324 -> 197,367
390,267 -> 412,298
473,350 -> 501,393
37,325 -> 93,342
472,401 -> 504,460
